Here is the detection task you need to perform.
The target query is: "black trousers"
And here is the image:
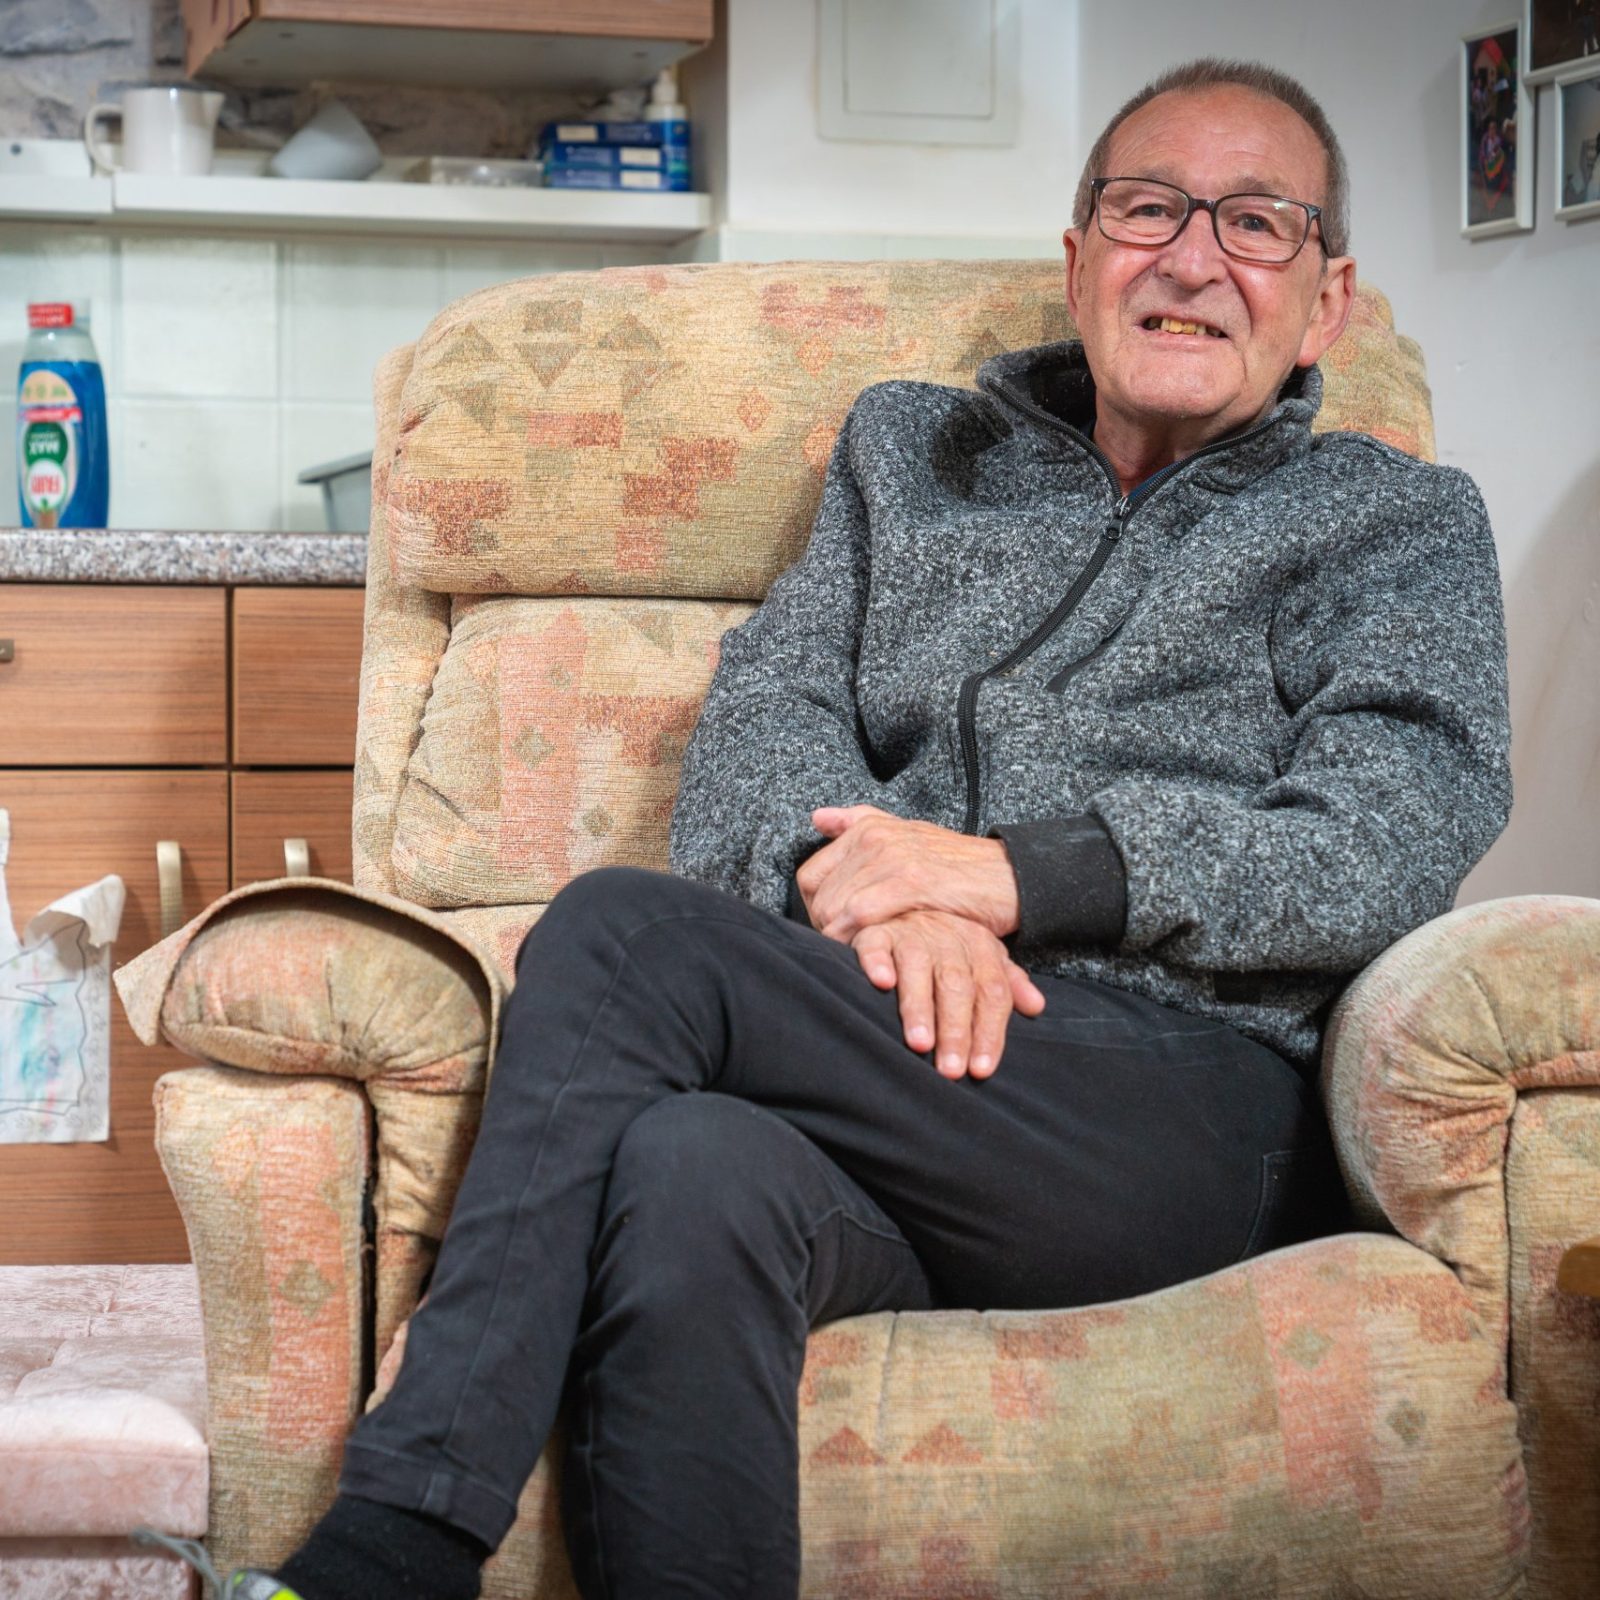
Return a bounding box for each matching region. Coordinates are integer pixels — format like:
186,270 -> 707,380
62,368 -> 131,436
337,866 -> 1349,1598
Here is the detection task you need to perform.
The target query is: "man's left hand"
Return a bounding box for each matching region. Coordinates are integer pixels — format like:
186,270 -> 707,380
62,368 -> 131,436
799,805 -> 1020,942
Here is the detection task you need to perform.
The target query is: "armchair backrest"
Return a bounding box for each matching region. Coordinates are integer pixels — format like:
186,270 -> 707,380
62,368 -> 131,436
354,259 -> 1435,923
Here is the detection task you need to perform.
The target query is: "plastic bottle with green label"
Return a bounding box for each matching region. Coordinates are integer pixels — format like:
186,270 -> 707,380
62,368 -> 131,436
17,301 -> 109,529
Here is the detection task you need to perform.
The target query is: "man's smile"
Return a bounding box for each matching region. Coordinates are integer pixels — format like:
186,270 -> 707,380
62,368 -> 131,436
1136,314 -> 1230,339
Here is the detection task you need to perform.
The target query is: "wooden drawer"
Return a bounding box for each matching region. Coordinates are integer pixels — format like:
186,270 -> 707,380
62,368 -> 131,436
232,586 -> 364,766
0,771 -> 230,1264
0,584 -> 227,766
232,769 -> 355,887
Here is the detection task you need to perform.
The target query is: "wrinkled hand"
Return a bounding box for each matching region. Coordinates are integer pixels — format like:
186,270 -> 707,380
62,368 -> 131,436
800,805 -> 1020,941
852,909 -> 1045,1080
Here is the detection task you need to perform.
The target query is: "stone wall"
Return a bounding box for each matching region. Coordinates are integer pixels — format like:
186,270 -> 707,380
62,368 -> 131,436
0,0 -> 580,160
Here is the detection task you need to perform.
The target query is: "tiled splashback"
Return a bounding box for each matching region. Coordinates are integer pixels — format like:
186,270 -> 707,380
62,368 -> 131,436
0,227 -> 677,533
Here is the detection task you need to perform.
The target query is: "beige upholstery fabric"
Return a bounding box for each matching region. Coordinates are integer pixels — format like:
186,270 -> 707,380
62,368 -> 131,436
1325,893 -> 1600,1600
114,876 -> 503,1084
149,889 -> 492,1083
371,1234 -> 1528,1599
393,597 -> 753,907
1324,894 -> 1600,1368
384,264 -> 1433,602
152,1068 -> 370,1581
353,341 -> 450,897
437,904 -> 544,990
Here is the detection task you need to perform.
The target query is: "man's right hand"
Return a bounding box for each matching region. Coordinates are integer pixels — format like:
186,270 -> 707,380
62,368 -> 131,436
850,909 -> 1046,1080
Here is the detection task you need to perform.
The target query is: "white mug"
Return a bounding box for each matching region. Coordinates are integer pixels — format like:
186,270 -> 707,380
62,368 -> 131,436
84,86 -> 224,177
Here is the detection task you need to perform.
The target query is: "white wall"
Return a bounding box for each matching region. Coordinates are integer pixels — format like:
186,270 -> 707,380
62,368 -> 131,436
1074,0 -> 1597,903
682,0 -> 1080,257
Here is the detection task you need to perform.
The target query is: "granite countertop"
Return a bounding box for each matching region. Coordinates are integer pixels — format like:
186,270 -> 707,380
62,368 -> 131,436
0,528 -> 367,586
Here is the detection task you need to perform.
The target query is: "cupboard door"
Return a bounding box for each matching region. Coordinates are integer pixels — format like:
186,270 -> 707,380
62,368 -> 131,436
232,586 -> 364,766
0,771 -> 229,1264
0,584 -> 226,766
232,769 -> 355,887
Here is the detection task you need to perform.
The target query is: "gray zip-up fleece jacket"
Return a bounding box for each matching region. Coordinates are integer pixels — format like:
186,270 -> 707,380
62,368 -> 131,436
667,340 -> 1513,1074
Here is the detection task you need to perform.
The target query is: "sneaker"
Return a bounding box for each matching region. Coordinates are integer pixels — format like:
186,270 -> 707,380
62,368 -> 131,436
130,1526 -> 306,1599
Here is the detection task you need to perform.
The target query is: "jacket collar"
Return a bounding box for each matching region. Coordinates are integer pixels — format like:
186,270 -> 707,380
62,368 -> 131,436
974,339 -> 1322,498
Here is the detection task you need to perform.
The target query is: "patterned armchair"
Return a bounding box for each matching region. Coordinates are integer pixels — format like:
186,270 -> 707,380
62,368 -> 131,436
116,261 -> 1600,1599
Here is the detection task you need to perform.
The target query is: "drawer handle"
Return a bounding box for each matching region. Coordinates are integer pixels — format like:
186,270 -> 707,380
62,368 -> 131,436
0,638 -> 12,663
156,839 -> 183,939
283,837 -> 310,878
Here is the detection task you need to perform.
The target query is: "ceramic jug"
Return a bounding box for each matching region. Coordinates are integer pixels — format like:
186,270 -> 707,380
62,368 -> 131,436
84,86 -> 225,177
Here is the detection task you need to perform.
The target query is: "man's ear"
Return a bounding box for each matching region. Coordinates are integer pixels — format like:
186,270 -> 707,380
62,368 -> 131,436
1296,253 -> 1357,368
1062,227 -> 1086,325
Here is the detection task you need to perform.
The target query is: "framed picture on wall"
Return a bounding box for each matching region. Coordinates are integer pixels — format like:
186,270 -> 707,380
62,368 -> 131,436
1525,0 -> 1600,84
1462,22 -> 1534,236
1555,66 -> 1600,219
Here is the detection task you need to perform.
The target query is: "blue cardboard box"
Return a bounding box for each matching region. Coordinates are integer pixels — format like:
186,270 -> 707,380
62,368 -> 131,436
543,141 -> 690,172
541,119 -> 690,147
543,166 -> 692,192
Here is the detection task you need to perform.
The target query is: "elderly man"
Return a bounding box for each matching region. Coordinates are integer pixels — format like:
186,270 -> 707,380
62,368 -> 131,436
211,55 -> 1509,1600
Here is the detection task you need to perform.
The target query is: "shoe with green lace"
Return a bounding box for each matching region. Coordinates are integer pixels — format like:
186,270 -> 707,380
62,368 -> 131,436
130,1526 -> 306,1599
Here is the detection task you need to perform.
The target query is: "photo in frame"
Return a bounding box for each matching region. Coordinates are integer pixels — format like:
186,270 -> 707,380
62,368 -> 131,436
1462,22 -> 1534,236
1555,65 -> 1600,219
1525,0 -> 1600,84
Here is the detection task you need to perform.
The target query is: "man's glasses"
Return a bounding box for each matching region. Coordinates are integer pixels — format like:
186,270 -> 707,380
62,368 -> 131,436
1089,177 -> 1325,264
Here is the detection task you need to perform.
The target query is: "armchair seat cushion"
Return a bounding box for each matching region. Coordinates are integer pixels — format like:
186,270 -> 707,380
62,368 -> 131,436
373,1233 -> 1529,1599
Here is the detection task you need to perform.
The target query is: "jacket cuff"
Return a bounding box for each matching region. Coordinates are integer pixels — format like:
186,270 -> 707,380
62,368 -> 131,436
989,815 -> 1128,948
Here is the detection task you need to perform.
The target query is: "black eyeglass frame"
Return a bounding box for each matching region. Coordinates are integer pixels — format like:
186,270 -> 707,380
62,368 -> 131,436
1088,176 -> 1328,263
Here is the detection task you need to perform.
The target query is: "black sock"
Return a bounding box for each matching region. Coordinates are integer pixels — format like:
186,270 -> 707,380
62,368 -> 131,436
274,1493 -> 489,1600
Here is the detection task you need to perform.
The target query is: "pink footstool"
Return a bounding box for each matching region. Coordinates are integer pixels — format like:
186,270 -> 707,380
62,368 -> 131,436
0,1265 -> 207,1599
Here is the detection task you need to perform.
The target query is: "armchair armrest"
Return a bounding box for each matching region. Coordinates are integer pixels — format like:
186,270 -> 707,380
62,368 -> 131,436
1323,893 -> 1600,1370
115,875 -> 504,1081
115,875 -> 506,1364
153,1065 -> 369,1580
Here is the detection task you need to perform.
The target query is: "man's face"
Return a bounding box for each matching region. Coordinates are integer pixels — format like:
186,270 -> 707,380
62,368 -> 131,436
1062,86 -> 1355,451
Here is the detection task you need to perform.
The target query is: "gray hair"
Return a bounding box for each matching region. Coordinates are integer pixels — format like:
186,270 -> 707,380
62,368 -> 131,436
1073,59 -> 1350,258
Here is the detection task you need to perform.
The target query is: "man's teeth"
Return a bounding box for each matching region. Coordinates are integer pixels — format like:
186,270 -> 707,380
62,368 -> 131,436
1143,316 -> 1225,337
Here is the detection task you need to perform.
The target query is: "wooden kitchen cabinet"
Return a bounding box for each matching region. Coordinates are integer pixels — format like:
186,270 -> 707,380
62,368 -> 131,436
0,579 -> 364,1264
183,0 -> 713,91
232,769 -> 356,886
0,773 -> 230,1264
1,585 -> 226,766
233,586 -> 364,766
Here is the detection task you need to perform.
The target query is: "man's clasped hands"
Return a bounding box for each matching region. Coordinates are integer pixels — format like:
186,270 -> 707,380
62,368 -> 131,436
798,806 -> 1047,1081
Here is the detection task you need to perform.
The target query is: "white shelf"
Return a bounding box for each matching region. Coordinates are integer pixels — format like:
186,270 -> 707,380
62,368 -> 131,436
111,172 -> 709,242
0,175 -> 112,221
0,142 -> 709,244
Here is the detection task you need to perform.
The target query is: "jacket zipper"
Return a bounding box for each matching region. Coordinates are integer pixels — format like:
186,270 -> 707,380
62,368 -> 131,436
955,405 -> 1281,836
1045,613 -> 1127,692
